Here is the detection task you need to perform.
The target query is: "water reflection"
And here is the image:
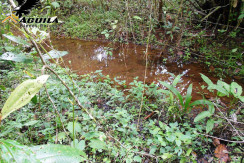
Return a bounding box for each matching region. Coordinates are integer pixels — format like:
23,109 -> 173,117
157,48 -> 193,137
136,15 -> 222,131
51,38 -> 237,100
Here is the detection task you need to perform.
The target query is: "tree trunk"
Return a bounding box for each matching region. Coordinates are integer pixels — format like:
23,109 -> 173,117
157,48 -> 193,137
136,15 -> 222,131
158,0 -> 163,26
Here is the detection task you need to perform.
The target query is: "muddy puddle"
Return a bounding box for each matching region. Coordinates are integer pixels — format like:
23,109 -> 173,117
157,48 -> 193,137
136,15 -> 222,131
51,38 -> 242,101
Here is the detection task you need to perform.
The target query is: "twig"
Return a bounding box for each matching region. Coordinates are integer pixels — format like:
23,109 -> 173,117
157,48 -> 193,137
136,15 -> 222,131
144,111 -> 155,120
44,85 -> 70,141
214,115 -> 244,125
198,133 -> 244,144
214,103 -> 244,139
41,65 -> 95,121
137,3 -> 153,129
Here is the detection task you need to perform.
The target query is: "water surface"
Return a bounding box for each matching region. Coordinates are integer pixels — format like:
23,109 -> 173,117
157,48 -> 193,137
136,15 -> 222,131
51,38 -> 240,101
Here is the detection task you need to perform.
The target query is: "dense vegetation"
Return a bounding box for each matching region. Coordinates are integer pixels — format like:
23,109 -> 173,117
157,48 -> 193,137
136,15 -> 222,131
0,0 -> 243,162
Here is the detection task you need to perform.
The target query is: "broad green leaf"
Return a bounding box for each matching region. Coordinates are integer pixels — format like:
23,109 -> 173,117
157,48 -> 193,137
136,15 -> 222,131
0,52 -> 33,63
0,139 -> 39,163
67,122 -> 82,135
200,73 -> 213,86
194,111 -> 211,122
184,84 -> 192,111
77,140 -> 86,151
217,80 -> 230,92
53,132 -> 67,142
230,82 -> 242,98
51,2 -> 60,8
31,144 -> 87,163
3,34 -> 31,46
89,139 -> 106,150
0,75 -> 49,120
160,81 -> 183,106
43,50 -> 68,60
239,96 -> 244,102
215,85 -> 229,96
206,119 -> 214,133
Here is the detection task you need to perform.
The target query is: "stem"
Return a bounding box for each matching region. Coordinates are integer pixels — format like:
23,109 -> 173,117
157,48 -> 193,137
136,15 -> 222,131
137,3 -> 153,129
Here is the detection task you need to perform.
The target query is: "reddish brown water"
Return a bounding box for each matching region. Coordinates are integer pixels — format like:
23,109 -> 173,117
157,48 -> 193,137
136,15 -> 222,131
51,38 -> 240,101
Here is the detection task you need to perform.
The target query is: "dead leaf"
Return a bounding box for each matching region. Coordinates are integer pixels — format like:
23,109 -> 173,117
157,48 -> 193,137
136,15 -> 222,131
177,51 -> 183,56
210,66 -> 215,72
214,144 -> 229,163
213,138 -> 220,146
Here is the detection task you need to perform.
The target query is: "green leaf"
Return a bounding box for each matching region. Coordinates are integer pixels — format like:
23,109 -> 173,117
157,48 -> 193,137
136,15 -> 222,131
3,34 -> 31,46
31,144 -> 87,163
206,119 -> 214,133
89,139 -> 106,150
161,153 -> 173,160
24,120 -> 39,126
238,14 -> 244,19
217,81 -> 229,90
77,140 -> 86,151
112,24 -> 117,29
67,122 -> 82,135
105,33 -> 109,38
0,52 -> 33,63
184,84 -> 192,111
0,139 -> 39,163
190,99 -> 213,108
54,132 -> 67,142
160,81 -> 183,106
0,75 -> 49,120
186,148 -> 192,156
175,139 -> 181,146
239,96 -> 244,102
230,82 -> 242,98
172,74 -> 183,86
43,50 -> 68,60
0,85 -> 6,90
31,95 -> 38,104
231,48 -> 238,53
71,139 -> 86,151
200,73 -> 213,86
215,85 -> 229,96
51,2 -> 60,8
133,16 -> 142,20
180,157 -> 186,163
133,156 -> 142,162
194,111 -> 211,122
209,105 -> 215,114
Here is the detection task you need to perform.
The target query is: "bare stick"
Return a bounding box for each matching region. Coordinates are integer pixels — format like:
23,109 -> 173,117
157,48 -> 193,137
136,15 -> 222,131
198,133 -> 244,144
44,85 -> 70,140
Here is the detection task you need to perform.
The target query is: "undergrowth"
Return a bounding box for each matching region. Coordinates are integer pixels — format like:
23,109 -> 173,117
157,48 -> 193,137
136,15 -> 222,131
0,62 -> 243,162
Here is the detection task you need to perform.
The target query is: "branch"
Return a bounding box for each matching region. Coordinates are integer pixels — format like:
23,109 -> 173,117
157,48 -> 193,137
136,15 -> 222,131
41,65 -> 95,121
198,133 -> 244,144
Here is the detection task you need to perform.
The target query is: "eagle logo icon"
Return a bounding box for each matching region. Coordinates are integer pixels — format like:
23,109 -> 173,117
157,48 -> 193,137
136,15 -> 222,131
14,0 -> 41,18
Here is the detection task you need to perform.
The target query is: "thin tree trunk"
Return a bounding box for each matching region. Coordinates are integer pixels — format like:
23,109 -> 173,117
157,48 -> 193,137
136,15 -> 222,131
158,0 -> 163,26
